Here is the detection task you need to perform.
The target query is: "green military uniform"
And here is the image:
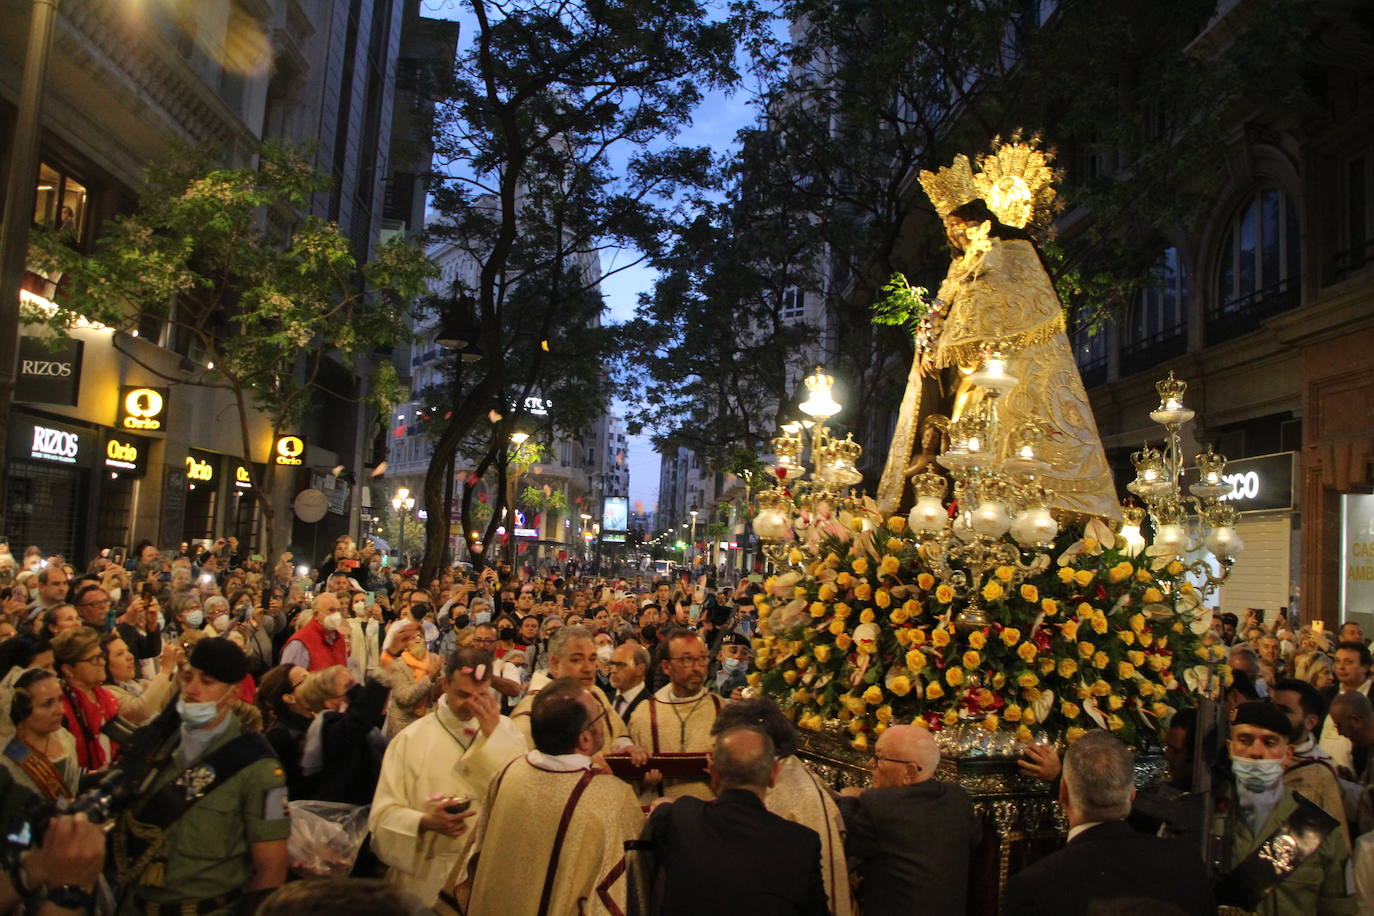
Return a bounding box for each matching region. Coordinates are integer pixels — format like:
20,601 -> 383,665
1215,788 -> 1356,916
114,715 -> 289,916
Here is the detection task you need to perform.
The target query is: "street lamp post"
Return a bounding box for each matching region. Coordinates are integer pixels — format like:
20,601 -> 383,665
688,505 -> 699,567
505,430 -> 529,567
391,487 -> 415,568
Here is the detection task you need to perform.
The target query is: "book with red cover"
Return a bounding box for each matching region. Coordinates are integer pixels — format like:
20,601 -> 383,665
603,752 -> 710,781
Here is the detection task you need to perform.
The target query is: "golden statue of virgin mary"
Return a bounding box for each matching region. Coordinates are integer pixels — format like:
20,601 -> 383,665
876,139 -> 1120,524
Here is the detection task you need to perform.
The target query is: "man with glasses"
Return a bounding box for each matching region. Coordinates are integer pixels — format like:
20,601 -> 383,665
466,678 -> 644,916
472,623 -> 524,710
627,628 -> 723,801
71,584 -> 112,632
836,724 -> 980,916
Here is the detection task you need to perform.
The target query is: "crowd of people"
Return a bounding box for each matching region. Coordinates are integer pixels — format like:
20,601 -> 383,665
0,535 -> 1366,914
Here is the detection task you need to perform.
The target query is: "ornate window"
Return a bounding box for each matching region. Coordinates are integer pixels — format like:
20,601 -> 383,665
1210,187 -> 1300,342
1122,247 -> 1188,375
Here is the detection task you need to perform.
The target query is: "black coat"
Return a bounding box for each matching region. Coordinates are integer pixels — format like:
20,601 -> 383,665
837,779 -> 981,916
1000,819 -> 1215,916
647,788 -> 827,916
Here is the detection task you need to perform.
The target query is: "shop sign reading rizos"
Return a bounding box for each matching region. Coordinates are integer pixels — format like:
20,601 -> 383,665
274,434 -> 305,466
118,386 -> 169,433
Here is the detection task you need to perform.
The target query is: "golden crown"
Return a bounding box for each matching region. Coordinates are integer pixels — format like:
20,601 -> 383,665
919,135 -> 1060,238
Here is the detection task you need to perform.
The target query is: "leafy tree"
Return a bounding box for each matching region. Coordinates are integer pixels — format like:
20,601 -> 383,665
26,144 -> 433,559
412,0 -> 757,578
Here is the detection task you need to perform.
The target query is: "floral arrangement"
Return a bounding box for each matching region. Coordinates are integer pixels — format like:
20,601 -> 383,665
751,509 -> 1228,750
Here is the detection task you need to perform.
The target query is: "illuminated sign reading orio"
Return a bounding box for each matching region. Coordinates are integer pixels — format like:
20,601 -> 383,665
118,386 -> 169,433
186,455 -> 214,482
274,435 -> 305,466
105,438 -> 138,469
235,464 -> 253,489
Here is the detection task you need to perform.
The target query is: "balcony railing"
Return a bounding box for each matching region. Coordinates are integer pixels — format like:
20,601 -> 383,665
1333,238 -> 1374,281
1205,278 -> 1300,346
1120,324 -> 1188,378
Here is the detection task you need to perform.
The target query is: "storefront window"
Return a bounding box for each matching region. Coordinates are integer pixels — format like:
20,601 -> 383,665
33,162 -> 88,242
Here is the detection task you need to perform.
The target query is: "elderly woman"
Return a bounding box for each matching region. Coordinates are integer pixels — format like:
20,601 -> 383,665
101,632 -> 179,725
165,591 -> 207,643
0,668 -> 78,802
52,627 -> 120,772
295,665 -> 388,805
376,622 -> 439,739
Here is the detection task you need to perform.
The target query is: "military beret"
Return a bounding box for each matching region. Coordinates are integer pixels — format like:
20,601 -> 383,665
189,637 -> 248,685
719,631 -> 750,648
1231,701 -> 1291,738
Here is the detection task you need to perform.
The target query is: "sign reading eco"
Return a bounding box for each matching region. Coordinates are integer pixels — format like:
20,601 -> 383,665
1186,451 -> 1294,514
118,386 -> 169,433
274,435 -> 305,466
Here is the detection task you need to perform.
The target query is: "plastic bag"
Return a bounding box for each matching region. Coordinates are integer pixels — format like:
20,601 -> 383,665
287,800 -> 370,878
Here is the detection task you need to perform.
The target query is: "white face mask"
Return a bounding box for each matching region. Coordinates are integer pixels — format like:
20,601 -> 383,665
213,615 -> 231,633
109,588 -> 122,603
596,645 -> 613,663
322,612 -> 344,632
1231,756 -> 1285,793
352,602 -> 366,616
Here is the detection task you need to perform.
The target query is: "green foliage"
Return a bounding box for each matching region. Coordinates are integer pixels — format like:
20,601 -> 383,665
870,274 -> 934,333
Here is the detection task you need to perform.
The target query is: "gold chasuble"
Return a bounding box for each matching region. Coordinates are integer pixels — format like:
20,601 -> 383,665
767,755 -> 854,916
466,754 -> 644,916
626,684 -> 722,802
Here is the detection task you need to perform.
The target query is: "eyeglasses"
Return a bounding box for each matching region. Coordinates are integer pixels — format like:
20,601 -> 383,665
871,754 -> 921,771
582,707 -> 607,734
668,656 -> 709,667
77,654 -> 107,667
473,637 -> 498,646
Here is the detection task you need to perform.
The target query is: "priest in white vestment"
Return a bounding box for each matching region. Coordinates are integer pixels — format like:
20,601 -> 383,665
627,629 -> 722,802
467,677 -> 645,916
369,644 -> 527,910
713,697 -> 854,916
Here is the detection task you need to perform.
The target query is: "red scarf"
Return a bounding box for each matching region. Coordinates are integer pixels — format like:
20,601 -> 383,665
61,682 -> 119,771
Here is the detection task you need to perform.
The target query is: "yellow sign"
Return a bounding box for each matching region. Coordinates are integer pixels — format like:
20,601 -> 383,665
107,439 -> 138,464
120,386 -> 167,432
274,435 -> 305,466
186,455 -> 214,482
237,465 -> 252,483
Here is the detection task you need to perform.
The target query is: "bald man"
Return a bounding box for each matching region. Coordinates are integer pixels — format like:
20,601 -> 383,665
836,725 -> 979,916
1331,691 -> 1374,786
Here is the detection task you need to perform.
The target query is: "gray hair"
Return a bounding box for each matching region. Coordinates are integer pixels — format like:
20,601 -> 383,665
1228,646 -> 1261,679
712,725 -> 776,790
1062,731 -> 1135,822
547,624 -> 593,659
203,595 -> 230,615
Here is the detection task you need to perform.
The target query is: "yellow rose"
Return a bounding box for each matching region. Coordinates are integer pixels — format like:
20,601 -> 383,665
1091,612 -> 1108,635
1142,587 -> 1164,605
1118,661 -> 1137,679
825,552 -> 841,568
747,672 -> 762,687
1107,714 -> 1124,732
813,645 -> 832,663
927,682 -> 946,700
783,670 -> 798,685
1107,694 -> 1124,711
834,602 -> 852,619
982,580 -> 1004,602
1062,619 -> 1079,641
844,695 -> 868,715
1015,724 -> 1034,743
1001,627 -> 1021,647
1117,629 -> 1136,645
889,606 -> 910,625
1083,537 -> 1100,553
794,587 -> 807,601
788,547 -> 803,564
963,650 -> 981,669
895,627 -> 913,646
992,565 -> 1012,582
968,631 -> 987,650
1172,621 -> 1185,634
852,557 -> 869,576
792,688 -> 812,705
1066,727 -> 1087,744
875,704 -> 894,724
1017,671 -> 1039,687
888,676 -> 912,697
1075,684 -> 1091,699
859,609 -> 876,624
1058,567 -> 1076,584
886,538 -> 904,554
880,555 -> 901,577
1040,657 -> 1057,675
1108,561 -> 1133,583
1128,650 -> 1146,667
1078,640 -> 1096,659
1076,601 -> 1094,617
888,515 -> 907,533
818,582 -> 837,602
946,667 -> 965,686
910,628 -> 927,647
1093,651 -> 1109,668
863,685 -> 884,705
854,583 -> 873,601
1091,680 -> 1111,697
799,713 -> 822,731
1041,598 -> 1059,616
1180,581 -> 1195,595
917,573 -> 936,591
931,628 -> 951,648
848,718 -> 866,735
1139,631 -> 1154,647
1020,584 -> 1039,603
904,599 -> 921,616
1058,658 -> 1078,678
980,714 -> 1000,732
810,601 -> 827,618
992,671 -> 1006,690
1022,686 -> 1042,702
851,734 -> 868,751
1004,704 -> 1023,722
795,656 -> 810,671
1022,707 -> 1038,725
1074,569 -> 1094,587
875,589 -> 892,608
1167,560 -> 1184,576
1061,700 -> 1081,719
942,708 -> 959,726
977,688 -> 997,708
836,572 -> 854,588
1152,702 -> 1171,719
1126,612 -> 1144,633
828,619 -> 846,636
835,633 -> 853,651
1017,641 -> 1038,664
935,585 -> 955,604
757,603 -> 773,619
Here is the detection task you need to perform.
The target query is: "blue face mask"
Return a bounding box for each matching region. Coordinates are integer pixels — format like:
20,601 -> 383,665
722,657 -> 744,673
475,611 -> 492,626
1231,756 -> 1284,793
184,610 -> 204,629
177,697 -> 220,728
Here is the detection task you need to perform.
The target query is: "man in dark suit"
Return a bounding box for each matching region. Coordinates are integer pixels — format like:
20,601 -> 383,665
1001,730 -> 1214,915
609,642 -> 651,722
836,724 -> 981,915
644,725 -> 828,916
